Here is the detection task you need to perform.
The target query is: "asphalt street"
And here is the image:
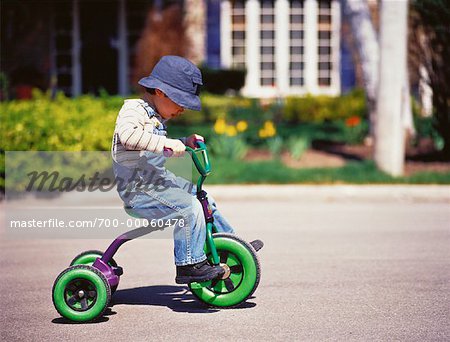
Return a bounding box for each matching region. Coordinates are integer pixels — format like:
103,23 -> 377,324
1,186 -> 449,341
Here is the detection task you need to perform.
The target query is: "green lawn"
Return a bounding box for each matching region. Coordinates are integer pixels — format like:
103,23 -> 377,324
205,158 -> 450,184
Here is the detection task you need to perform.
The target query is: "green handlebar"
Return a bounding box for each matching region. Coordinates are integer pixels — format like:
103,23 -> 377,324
185,141 -> 211,177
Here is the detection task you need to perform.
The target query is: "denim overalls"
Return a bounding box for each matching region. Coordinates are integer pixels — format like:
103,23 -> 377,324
112,100 -> 234,266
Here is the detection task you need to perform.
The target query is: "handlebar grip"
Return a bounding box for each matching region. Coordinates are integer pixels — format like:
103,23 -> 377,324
194,139 -> 206,149
163,148 -> 173,157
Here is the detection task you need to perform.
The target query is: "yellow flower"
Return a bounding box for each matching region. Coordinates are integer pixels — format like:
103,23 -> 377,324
225,125 -> 238,137
236,120 -> 248,132
259,121 -> 276,138
214,118 -> 227,135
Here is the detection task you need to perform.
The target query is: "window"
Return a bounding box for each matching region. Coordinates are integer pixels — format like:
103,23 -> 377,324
319,78 -> 331,86
261,0 -> 275,9
260,31 -> 275,40
318,31 -> 331,39
290,30 -> 304,40
261,46 -> 275,55
261,15 -> 275,23
318,0 -> 331,9
233,15 -> 245,24
290,77 -> 304,86
231,1 -> 246,69
318,15 -> 331,24
290,46 -> 304,55
261,77 -> 275,86
290,14 -> 303,24
290,62 -> 304,70
290,0 -> 304,10
289,0 -> 304,86
232,46 -> 245,56
261,62 -> 275,70
232,31 -> 245,40
318,46 -> 331,54
318,62 -> 331,70
317,0 -> 333,86
260,1 -> 276,87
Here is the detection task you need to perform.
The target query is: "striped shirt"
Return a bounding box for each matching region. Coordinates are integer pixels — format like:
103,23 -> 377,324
111,99 -> 167,168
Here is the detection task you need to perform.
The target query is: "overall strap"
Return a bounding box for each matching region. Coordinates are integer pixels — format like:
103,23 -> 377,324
139,100 -> 167,135
141,100 -> 156,119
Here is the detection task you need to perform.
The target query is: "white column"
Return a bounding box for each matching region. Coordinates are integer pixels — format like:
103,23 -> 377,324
331,0 -> 341,95
275,0 -> 289,95
72,0 -> 82,96
118,0 -> 129,96
303,0 -> 318,94
220,0 -> 232,68
375,0 -> 408,176
244,0 -> 260,96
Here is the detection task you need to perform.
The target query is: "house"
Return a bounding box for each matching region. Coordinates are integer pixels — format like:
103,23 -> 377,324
1,0 -> 354,99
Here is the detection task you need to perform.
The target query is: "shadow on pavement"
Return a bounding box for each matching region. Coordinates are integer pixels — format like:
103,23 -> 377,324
111,285 -> 256,313
51,308 -> 117,324
51,315 -> 110,324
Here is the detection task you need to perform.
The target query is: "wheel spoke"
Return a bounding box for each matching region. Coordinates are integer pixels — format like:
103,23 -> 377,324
230,264 -> 243,274
224,278 -> 235,292
220,251 -> 229,264
67,284 -> 77,292
80,297 -> 88,310
210,278 -> 220,288
67,294 -> 78,306
88,290 -> 96,298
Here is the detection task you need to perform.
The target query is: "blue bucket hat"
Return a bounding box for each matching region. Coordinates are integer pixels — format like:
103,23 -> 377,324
138,56 -> 203,111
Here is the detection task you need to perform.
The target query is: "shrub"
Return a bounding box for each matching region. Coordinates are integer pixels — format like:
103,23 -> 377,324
413,104 -> 445,151
208,135 -> 248,160
267,136 -> 283,158
283,88 -> 366,123
0,90 -> 119,152
172,92 -> 253,125
200,67 -> 246,94
286,136 -> 311,160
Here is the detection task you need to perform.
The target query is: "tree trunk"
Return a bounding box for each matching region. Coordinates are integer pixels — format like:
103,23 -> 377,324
342,0 -> 379,137
183,0 -> 206,64
374,0 -> 409,176
412,0 -> 450,160
342,0 -> 415,141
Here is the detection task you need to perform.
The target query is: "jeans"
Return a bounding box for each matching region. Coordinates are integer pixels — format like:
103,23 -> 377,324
113,160 -> 234,266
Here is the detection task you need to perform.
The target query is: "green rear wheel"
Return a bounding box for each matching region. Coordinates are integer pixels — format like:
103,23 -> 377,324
189,233 -> 261,308
70,250 -> 118,268
52,265 -> 111,322
70,250 -> 119,294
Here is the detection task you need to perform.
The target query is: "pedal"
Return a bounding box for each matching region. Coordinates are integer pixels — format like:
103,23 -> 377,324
250,239 -> 264,252
113,266 -> 123,276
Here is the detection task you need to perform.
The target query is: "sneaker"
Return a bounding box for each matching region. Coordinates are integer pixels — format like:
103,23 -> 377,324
175,260 -> 224,284
250,239 -> 264,252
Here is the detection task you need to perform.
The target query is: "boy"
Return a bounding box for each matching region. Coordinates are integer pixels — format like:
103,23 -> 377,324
112,56 -> 263,284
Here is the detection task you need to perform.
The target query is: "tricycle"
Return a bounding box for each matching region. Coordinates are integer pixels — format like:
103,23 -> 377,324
52,142 -> 261,322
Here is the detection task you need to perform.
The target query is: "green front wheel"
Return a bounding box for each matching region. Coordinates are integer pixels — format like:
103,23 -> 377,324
52,265 -> 111,322
189,233 -> 261,308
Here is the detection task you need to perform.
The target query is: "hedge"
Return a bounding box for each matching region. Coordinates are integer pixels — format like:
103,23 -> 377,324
283,88 -> 367,123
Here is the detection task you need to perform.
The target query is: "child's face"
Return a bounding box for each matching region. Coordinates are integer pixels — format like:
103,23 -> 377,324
153,89 -> 185,120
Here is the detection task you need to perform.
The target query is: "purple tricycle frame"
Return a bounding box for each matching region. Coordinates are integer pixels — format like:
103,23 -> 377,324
92,189 -> 216,289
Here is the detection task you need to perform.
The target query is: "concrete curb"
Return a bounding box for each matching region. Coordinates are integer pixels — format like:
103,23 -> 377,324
2,185 -> 450,206
205,185 -> 450,203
